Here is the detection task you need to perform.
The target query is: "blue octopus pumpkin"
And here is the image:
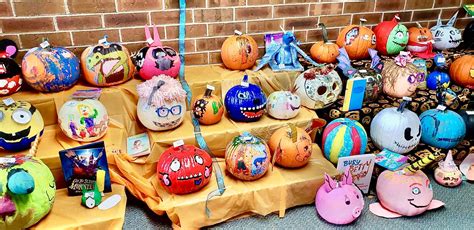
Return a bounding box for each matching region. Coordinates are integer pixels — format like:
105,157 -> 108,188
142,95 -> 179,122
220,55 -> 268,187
419,108 -> 466,149
224,75 -> 267,122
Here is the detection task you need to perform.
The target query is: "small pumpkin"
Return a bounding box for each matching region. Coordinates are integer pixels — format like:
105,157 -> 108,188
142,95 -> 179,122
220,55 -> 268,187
224,75 -> 267,122
419,107 -> 466,149
426,70 -> 450,90
373,15 -> 409,56
225,132 -> 270,181
382,53 -> 425,98
407,22 -> 435,58
336,18 -> 376,60
266,90 -> 301,120
0,39 -> 22,96
268,124 -> 312,168
310,23 -> 339,63
157,144 -> 213,194
192,85 -> 224,125
221,30 -> 258,70
434,151 -> 462,187
431,12 -> 462,50
449,55 -> 474,89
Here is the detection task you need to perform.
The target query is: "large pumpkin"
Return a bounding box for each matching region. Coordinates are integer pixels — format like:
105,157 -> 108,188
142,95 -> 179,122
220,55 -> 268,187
294,65 -> 342,109
224,75 -> 267,122
336,18 -> 376,60
136,75 -> 187,131
382,56 -> 425,98
0,101 -> 44,152
221,31 -> 258,70
266,90 -> 301,120
22,42 -> 79,92
310,23 -> 339,63
192,86 -> 224,125
58,99 -> 109,142
81,38 -> 134,87
157,144 -> 213,194
0,39 -> 22,96
419,108 -> 466,149
373,15 -> 409,56
225,132 -> 270,181
449,55 -> 474,89
268,124 -> 312,168
0,154 -> 56,229
431,12 -> 462,50
322,118 -> 368,164
407,23 -> 435,58
134,25 -> 180,80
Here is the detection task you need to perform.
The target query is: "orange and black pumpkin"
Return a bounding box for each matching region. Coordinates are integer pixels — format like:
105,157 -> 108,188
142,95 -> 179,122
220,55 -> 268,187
449,55 -> 474,89
310,23 -> 339,63
192,86 -> 224,125
336,18 -> 376,60
221,31 -> 258,70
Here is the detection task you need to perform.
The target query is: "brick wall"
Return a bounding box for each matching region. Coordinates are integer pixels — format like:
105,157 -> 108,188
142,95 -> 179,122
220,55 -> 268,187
0,0 -> 473,66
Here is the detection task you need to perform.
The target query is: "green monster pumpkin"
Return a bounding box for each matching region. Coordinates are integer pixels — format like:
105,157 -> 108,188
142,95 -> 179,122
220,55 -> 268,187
0,154 -> 56,229
374,15 -> 409,56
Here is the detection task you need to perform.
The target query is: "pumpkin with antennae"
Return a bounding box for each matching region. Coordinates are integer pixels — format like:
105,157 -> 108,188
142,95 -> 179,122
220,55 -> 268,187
310,23 -> 339,63
336,18 -> 376,60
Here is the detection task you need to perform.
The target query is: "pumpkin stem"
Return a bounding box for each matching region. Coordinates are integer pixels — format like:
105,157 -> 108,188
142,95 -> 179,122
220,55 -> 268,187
204,87 -> 213,97
288,123 -> 298,143
359,18 -> 367,26
397,97 -> 411,112
318,23 -> 329,43
415,22 -> 423,29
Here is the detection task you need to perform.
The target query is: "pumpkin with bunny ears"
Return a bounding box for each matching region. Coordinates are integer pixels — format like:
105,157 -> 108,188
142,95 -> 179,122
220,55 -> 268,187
431,11 -> 462,50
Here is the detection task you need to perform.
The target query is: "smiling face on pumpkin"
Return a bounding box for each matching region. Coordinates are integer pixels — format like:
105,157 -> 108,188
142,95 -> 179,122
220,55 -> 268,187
386,25 -> 409,55
224,81 -> 267,122
267,91 -> 301,120
137,99 -> 185,131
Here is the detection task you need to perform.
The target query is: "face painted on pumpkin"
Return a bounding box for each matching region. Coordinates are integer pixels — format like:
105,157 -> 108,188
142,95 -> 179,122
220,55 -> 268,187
138,100 -> 185,130
419,109 -> 466,149
430,12 -> 462,50
382,60 -> 425,98
267,91 -> 301,120
386,25 -> 409,55
224,77 -> 267,122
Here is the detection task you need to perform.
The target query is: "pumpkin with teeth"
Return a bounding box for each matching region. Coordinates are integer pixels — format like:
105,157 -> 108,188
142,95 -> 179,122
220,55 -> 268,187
224,75 -> 267,122
157,144 -> 213,194
430,12 -> 462,51
407,23 -> 435,58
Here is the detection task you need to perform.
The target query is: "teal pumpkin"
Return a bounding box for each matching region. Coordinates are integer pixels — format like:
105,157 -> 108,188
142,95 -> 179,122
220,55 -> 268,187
419,109 -> 466,149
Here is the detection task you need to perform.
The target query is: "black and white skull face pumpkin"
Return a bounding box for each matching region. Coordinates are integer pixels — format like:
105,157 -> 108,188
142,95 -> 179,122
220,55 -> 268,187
294,65 -> 342,109
430,12 -> 462,50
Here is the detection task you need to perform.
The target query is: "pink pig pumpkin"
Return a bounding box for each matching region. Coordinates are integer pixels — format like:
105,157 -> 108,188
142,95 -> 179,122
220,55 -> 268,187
315,169 -> 364,225
370,170 -> 444,218
134,25 -> 181,80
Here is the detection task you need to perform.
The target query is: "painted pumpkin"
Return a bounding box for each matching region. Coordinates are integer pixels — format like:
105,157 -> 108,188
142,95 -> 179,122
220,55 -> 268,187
221,31 -> 258,70
370,101 -> 421,154
322,118 -> 368,164
407,23 -> 435,58
0,101 -> 44,152
419,108 -> 466,149
224,75 -> 267,122
382,56 -> 425,98
426,70 -> 450,90
192,86 -> 224,125
294,65 -> 342,109
268,124 -> 312,168
463,21 -> 474,49
431,12 -> 462,50
0,39 -> 22,96
449,55 -> 474,89
225,132 -> 270,181
157,144 -> 212,194
373,15 -> 409,56
310,23 -> 339,63
22,43 -> 79,92
81,38 -> 134,87
134,25 -> 180,80
0,154 -> 56,229
336,18 -> 376,60
58,99 -> 109,142
434,151 -> 462,187
136,75 -> 186,131
266,90 -> 301,120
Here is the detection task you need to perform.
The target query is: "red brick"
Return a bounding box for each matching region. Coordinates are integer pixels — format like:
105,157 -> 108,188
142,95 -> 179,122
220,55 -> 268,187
14,0 -> 65,16
208,22 -> 246,36
294,31 -> 307,42
104,13 -> 148,28
68,46 -> 87,59
151,10 -> 192,25
20,32 -> 72,49
248,19 -> 283,33
0,1 -> 13,17
163,40 -> 196,53
352,13 -> 383,26
434,0 -> 461,7
455,18 -> 472,28
117,0 -> 162,11
383,12 -> 412,22
406,0 -> 434,9
286,0 -> 319,3
235,6 -> 271,20
285,17 -> 319,30
343,1 -> 375,13
319,15 -> 351,27
209,51 -> 222,64
166,24 -> 207,39
247,0 -> 284,5
441,8 -> 466,19
310,3 -> 343,15
412,9 -> 441,21
185,53 -> 208,65
249,34 -> 265,47
56,16 -> 102,30
375,0 -> 406,11
208,0 -> 245,7
307,28 -> 339,42
72,30 -> 120,46
196,37 -> 227,51
121,27 -> 165,42
274,5 -> 309,18
67,0 -> 116,13
194,9 -> 233,23
1,18 -> 54,33
164,0 -> 205,8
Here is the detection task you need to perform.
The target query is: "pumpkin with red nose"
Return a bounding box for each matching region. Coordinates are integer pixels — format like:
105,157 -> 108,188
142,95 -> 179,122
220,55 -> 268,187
157,144 -> 213,195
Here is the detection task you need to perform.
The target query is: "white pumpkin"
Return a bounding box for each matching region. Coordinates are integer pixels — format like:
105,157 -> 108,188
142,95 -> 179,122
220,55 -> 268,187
430,12 -> 462,50
370,101 -> 421,154
58,99 -> 109,142
136,75 -> 187,131
294,65 -> 342,109
267,91 -> 301,119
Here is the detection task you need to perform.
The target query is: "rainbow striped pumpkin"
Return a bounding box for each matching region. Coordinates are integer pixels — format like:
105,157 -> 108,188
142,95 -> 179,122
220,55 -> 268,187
322,118 -> 368,164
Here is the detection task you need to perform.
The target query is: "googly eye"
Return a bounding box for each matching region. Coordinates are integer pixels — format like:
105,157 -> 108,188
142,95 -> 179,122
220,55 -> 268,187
12,109 -> 32,124
412,187 -> 421,195
194,155 -> 203,165
170,159 -> 181,172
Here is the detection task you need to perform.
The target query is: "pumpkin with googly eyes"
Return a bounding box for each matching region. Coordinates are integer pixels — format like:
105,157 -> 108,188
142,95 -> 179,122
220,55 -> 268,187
0,101 -> 44,152
157,145 -> 213,194
382,59 -> 425,98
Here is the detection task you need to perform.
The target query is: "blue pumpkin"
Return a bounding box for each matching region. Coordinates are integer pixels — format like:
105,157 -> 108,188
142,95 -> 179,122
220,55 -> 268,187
426,70 -> 450,90
224,75 -> 267,122
419,108 -> 466,149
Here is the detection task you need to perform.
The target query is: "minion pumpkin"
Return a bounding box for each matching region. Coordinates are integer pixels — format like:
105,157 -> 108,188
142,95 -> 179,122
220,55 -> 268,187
0,101 -> 44,152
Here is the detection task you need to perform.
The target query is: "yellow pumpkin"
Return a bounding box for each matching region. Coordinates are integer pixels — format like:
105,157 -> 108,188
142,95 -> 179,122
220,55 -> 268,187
310,23 -> 339,63
268,124 -> 312,168
220,31 -> 258,70
449,55 -> 474,89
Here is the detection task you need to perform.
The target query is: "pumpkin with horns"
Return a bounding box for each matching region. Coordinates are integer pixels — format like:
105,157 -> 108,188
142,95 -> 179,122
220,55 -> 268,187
336,18 -> 376,60
449,55 -> 474,89
221,31 -> 258,70
310,23 -> 339,63
268,124 -> 312,168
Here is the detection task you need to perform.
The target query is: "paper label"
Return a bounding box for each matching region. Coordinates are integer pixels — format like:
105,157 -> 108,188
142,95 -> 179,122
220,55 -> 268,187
173,140 -> 184,148
466,111 -> 474,115
436,105 -> 447,111
240,81 -> 249,87
2,98 -> 15,106
359,69 -> 367,73
242,136 -> 252,141
98,38 -> 107,44
206,85 -> 215,91
234,30 -> 243,35
402,96 -> 412,102
438,57 -> 446,63
146,38 -> 154,45
40,40 -> 50,49
0,157 -> 15,164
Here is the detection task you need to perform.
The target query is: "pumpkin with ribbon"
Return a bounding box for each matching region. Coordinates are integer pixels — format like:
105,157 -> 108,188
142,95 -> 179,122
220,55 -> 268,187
419,105 -> 466,149
449,55 -> 474,89
407,22 -> 435,59
430,11 -> 462,50
192,85 -> 224,125
224,75 -> 267,122
310,23 -> 339,63
134,25 -> 181,80
0,39 -> 22,96
382,51 -> 425,98
336,18 -> 376,60
373,15 -> 409,56
221,30 -> 258,70
268,124 -> 313,168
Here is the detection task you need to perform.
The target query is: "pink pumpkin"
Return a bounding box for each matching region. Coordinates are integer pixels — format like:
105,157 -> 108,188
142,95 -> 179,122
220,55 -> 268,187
134,25 -> 181,80
315,169 -> 364,225
370,170 -> 444,218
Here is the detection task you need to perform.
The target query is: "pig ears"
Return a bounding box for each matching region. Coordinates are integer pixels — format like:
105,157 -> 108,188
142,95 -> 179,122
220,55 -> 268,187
341,168 -> 353,185
0,39 -> 18,58
447,11 -> 458,27
323,173 -> 337,192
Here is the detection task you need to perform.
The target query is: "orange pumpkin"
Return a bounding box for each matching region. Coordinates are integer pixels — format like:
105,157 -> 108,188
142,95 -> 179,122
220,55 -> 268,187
192,86 -> 224,125
310,23 -> 339,63
449,55 -> 474,89
268,124 -> 312,168
407,22 -> 434,58
336,18 -> 376,60
221,31 -> 258,70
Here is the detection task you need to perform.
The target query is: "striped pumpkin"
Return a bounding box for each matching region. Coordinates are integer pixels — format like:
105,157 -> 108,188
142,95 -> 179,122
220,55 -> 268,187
322,118 -> 368,164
